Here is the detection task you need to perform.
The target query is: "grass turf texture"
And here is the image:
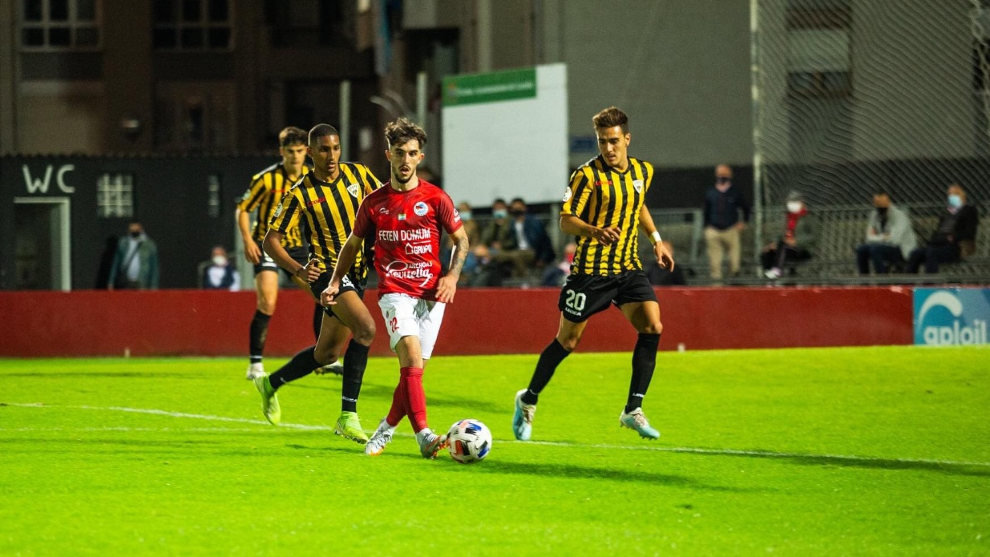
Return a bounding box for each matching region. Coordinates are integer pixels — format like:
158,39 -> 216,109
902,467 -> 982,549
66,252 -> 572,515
1,346 -> 988,555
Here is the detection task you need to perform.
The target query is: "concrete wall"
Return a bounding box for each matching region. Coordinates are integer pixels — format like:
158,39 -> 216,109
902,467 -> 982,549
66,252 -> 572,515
0,287 -> 913,357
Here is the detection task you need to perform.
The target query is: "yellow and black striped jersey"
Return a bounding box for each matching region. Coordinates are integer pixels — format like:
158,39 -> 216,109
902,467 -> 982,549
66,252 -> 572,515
561,155 -> 655,276
269,162 -> 382,279
237,162 -> 309,249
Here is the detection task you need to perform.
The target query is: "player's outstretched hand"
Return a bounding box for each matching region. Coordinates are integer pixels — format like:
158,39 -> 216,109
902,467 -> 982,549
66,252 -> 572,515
321,281 -> 340,306
655,241 -> 675,270
436,275 -> 458,304
593,226 -> 621,245
244,240 -> 262,265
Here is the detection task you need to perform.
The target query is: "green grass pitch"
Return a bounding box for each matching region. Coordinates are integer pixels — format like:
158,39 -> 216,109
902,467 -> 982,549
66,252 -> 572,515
1,345 -> 988,555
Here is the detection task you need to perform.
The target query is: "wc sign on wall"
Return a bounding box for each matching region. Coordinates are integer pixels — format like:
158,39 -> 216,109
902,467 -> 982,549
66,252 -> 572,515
913,288 -> 989,346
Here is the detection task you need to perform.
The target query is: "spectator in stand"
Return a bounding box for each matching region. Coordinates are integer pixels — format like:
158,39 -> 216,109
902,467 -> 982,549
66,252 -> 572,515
541,242 -> 577,287
761,191 -> 816,280
494,197 -> 556,280
108,221 -> 159,290
906,183 -> 979,274
202,246 -> 241,290
855,192 -> 917,275
702,164 -> 750,281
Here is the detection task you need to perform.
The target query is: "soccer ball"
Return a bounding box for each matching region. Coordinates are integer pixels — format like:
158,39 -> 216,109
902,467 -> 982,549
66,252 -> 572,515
446,419 -> 492,464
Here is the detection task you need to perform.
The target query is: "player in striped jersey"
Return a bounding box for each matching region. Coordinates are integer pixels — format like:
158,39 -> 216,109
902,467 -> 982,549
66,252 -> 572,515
252,123 -> 381,444
512,106 -> 674,441
236,126 -> 321,380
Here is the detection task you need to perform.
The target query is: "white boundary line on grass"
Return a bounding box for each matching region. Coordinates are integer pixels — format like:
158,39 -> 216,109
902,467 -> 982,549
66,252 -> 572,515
5,401 -> 990,469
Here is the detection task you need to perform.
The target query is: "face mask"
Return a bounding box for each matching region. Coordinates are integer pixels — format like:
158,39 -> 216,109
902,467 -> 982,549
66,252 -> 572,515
948,194 -> 962,208
212,255 -> 227,266
459,210 -> 472,221
130,230 -> 142,238
510,208 -> 525,217
493,209 -> 508,219
786,201 -> 803,214
876,207 -> 888,217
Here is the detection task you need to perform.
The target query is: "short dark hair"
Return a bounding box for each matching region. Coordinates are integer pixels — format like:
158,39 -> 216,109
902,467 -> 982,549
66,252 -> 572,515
510,197 -> 526,206
279,126 -> 307,147
308,123 -> 340,146
592,106 -> 629,133
384,117 -> 427,150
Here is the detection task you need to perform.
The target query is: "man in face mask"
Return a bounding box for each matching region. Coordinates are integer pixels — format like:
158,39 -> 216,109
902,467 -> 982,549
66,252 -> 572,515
202,246 -> 240,290
108,221 -> 159,290
855,192 -> 917,275
702,164 -> 750,282
906,183 -> 979,273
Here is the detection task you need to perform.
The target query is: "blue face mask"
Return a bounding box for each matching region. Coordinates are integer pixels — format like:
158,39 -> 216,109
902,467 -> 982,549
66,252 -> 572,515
948,194 -> 962,208
493,209 -> 508,219
460,210 -> 472,221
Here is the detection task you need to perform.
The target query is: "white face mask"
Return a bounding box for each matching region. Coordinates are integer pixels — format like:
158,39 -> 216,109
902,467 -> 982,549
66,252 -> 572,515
212,255 -> 228,266
786,201 -> 803,214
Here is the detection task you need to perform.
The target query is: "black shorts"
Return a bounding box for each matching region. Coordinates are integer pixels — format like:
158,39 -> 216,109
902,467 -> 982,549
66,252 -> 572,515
557,270 -> 657,323
310,271 -> 366,318
254,246 -> 309,280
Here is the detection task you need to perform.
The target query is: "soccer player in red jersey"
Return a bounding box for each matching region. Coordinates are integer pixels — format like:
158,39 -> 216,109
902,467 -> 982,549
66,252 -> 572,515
322,118 -> 470,459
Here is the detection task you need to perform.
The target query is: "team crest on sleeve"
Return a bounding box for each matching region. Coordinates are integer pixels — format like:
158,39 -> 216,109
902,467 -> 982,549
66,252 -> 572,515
273,202 -> 283,218
632,179 -> 644,194
347,182 -> 360,198
562,188 -> 572,202
413,201 -> 429,216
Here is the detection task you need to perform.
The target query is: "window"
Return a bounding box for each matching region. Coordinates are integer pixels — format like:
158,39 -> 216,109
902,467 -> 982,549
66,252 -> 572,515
153,0 -> 233,50
786,1 -> 851,98
20,0 -> 101,50
155,81 -> 236,152
97,174 -> 134,218
264,0 -> 352,48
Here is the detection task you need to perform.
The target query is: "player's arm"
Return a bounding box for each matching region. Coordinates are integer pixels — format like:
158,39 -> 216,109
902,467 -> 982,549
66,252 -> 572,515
560,214 -> 621,245
236,207 -> 262,264
437,226 -> 469,304
321,233 -> 363,306
263,229 -> 320,284
638,205 -> 674,270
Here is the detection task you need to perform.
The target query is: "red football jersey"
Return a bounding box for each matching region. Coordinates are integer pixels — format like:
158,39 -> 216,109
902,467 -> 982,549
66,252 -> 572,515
353,179 -> 463,300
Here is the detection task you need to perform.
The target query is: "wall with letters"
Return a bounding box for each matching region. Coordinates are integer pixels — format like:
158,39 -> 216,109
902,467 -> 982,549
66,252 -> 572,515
0,155 -> 271,290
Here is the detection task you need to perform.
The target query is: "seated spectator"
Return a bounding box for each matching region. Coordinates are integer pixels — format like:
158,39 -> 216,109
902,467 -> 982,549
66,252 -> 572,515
202,246 -> 240,290
647,241 -> 687,286
761,191 -> 817,279
906,183 -> 979,274
855,192 -> 917,274
541,242 -> 577,287
492,197 -> 556,280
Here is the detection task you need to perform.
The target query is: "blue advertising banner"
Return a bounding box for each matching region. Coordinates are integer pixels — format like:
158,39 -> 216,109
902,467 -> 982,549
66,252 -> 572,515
913,288 -> 990,346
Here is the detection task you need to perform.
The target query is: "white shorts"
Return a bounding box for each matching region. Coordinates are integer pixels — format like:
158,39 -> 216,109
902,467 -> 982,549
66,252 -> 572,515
378,293 -> 446,359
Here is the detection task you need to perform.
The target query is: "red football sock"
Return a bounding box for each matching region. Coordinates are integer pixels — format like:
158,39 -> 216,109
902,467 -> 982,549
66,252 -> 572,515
401,366 -> 428,433
386,381 -> 407,427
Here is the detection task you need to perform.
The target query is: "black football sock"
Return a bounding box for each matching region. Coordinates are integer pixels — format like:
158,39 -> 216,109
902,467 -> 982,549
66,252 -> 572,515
249,310 -> 271,363
626,333 -> 660,413
312,305 -> 323,343
340,340 -> 370,412
268,346 -> 319,391
521,339 -> 570,405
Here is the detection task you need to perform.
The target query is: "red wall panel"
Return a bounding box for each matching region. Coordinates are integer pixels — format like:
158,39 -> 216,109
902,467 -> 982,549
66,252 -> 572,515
0,287 -> 913,357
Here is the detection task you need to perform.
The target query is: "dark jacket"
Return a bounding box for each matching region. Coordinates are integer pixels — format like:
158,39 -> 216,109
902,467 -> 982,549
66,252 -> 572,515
929,204 -> 979,257
703,185 -> 751,230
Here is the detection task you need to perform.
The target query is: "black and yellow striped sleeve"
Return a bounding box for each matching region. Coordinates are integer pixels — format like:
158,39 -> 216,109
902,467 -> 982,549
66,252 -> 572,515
236,171 -> 271,214
269,188 -> 301,237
